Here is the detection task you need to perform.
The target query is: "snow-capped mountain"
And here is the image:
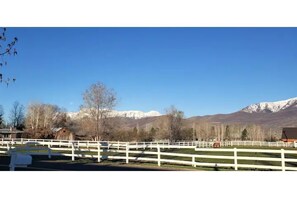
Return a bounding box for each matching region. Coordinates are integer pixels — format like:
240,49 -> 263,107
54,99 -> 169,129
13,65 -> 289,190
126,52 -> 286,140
67,109 -> 161,120
241,97 -> 297,113
186,96 -> 297,129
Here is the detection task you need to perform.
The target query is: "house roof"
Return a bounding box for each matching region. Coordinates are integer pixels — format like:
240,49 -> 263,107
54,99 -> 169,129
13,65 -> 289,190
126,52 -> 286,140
0,129 -> 24,134
282,128 -> 297,139
51,127 -> 63,133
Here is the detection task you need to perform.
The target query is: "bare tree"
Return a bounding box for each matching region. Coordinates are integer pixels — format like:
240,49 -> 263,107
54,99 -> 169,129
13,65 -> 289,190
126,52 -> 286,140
0,28 -> 18,86
25,102 -> 63,131
26,102 -> 43,130
165,105 -> 184,142
0,105 -> 4,127
82,82 -> 117,140
9,101 -> 25,129
43,104 -> 60,128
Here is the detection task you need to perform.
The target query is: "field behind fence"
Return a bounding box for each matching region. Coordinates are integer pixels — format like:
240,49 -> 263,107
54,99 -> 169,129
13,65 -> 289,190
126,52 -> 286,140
1,138 -> 297,171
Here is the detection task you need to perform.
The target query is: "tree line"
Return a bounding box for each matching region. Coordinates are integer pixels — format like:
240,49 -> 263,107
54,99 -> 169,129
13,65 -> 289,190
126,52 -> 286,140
0,81 -> 281,142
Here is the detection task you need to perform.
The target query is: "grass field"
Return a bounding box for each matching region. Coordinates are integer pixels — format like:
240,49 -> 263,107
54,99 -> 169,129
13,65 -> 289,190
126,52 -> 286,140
1,145 -> 297,171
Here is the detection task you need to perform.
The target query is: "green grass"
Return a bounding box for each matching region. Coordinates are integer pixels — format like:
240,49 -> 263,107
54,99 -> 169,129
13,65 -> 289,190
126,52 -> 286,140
3,145 -> 297,171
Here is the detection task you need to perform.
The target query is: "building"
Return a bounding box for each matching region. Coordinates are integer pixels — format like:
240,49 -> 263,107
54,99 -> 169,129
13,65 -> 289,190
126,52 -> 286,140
51,127 -> 75,140
0,128 -> 24,138
281,128 -> 297,142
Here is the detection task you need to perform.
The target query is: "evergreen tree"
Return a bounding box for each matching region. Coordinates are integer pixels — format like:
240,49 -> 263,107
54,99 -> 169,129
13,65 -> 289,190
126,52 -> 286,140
241,128 -> 248,140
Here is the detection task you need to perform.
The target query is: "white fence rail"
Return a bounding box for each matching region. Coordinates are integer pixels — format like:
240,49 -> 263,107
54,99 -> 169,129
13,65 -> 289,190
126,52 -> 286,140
1,138 -> 294,148
1,138 -> 297,171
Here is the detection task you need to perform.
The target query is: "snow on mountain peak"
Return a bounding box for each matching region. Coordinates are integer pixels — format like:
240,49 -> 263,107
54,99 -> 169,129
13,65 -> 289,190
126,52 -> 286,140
241,97 -> 297,113
67,109 -> 162,119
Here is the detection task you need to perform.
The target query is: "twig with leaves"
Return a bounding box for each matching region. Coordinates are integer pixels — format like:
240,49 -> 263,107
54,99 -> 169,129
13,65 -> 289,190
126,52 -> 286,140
0,27 -> 18,87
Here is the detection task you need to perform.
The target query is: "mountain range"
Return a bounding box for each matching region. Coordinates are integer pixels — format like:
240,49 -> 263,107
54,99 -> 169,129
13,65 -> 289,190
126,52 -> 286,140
67,97 -> 297,130
67,109 -> 162,120
188,97 -> 297,129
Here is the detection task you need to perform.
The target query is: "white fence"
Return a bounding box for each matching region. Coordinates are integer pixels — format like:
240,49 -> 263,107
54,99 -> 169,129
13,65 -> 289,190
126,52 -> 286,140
1,138 -> 297,171
1,138 -> 295,148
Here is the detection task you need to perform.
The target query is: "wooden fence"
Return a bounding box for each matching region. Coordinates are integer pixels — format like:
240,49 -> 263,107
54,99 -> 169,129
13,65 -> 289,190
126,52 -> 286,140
1,138 -> 295,148
1,138 -> 297,171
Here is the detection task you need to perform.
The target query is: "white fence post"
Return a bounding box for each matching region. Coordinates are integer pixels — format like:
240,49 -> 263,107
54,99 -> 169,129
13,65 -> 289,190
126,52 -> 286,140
192,156 -> 196,167
7,143 -> 10,154
117,141 -> 120,150
157,146 -> 161,166
97,142 -> 101,162
234,148 -> 238,171
281,149 -> 285,171
126,143 -> 129,164
71,142 -> 75,161
48,144 -> 51,159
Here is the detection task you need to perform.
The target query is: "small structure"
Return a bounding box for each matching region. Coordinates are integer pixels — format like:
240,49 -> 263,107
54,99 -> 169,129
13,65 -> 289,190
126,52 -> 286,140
281,128 -> 297,142
51,127 -> 75,140
0,128 -> 24,138
213,141 -> 221,148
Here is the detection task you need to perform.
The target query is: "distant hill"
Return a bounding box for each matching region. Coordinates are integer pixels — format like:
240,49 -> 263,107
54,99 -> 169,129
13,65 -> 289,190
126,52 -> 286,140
67,109 -> 162,120
188,97 -> 297,129
67,97 -> 297,131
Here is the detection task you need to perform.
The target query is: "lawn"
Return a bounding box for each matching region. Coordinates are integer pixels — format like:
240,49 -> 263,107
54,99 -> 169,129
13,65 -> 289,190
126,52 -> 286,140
1,144 -> 297,171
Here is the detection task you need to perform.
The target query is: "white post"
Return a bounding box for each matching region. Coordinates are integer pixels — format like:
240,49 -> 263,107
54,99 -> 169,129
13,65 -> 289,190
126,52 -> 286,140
192,156 -> 196,167
21,138 -> 23,145
234,148 -> 238,171
126,143 -> 129,164
87,141 -> 89,149
7,143 -> 10,154
72,142 -> 75,161
97,142 -> 101,162
117,141 -> 120,150
157,146 -> 161,167
281,149 -> 285,171
48,144 -> 51,159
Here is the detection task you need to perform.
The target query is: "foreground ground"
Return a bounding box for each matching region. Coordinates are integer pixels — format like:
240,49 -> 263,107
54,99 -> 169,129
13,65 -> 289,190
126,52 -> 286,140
0,155 -> 199,171
1,145 -> 296,171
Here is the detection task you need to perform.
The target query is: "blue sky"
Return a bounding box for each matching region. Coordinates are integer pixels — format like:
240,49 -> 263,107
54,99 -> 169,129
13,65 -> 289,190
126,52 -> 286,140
1,28 -> 297,119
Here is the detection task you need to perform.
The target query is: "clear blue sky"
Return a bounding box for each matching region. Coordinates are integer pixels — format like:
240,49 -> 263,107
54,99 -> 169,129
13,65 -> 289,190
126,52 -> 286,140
1,28 -> 297,119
